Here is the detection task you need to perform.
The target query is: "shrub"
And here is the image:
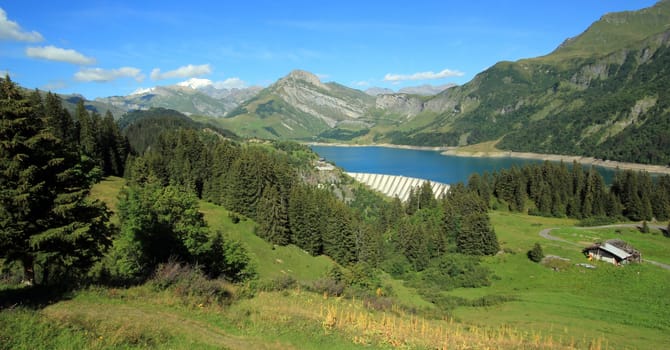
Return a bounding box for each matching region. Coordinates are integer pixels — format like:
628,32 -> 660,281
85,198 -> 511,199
527,243 -> 544,263
408,254 -> 492,291
345,262 -> 381,291
200,233 -> 257,282
640,220 -> 650,233
228,212 -> 240,224
308,278 -> 346,297
257,274 -> 297,292
150,262 -> 234,307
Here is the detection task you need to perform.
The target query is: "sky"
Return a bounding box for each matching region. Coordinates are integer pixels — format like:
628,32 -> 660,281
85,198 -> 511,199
0,0 -> 660,99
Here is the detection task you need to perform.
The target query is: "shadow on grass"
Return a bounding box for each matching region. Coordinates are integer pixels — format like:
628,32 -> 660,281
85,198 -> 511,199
0,284 -> 72,310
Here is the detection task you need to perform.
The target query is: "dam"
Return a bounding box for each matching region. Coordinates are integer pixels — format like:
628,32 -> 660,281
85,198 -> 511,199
346,172 -> 449,202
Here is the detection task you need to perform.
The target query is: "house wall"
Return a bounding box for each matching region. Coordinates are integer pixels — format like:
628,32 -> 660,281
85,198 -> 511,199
588,249 -> 619,265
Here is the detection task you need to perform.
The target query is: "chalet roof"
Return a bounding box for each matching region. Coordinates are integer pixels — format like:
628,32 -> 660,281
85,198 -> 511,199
586,242 -> 632,260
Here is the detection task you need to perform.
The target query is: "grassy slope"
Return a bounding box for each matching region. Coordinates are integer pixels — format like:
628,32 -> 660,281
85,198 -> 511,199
447,211 -> 670,349
3,177 -> 670,349
199,201 -> 336,281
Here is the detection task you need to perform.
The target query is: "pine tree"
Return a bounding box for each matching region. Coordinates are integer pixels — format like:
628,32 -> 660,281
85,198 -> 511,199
0,76 -> 111,284
457,213 -> 499,256
288,184 -> 323,255
641,220 -> 650,234
225,148 -> 265,216
256,185 -> 290,245
527,243 -> 544,263
99,110 -> 127,176
419,181 -> 437,210
323,201 -> 357,265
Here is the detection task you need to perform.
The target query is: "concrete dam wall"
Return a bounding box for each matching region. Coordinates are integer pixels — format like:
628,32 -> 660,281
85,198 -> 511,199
346,172 -> 449,202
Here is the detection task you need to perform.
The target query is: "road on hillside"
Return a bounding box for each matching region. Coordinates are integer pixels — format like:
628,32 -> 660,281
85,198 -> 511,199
538,224 -> 670,271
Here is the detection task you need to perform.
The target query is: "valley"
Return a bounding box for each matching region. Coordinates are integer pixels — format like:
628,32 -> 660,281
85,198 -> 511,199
2,1 -> 670,349
66,0 -> 670,167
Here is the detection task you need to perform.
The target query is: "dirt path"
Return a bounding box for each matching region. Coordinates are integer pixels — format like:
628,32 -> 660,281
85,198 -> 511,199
538,224 -> 670,271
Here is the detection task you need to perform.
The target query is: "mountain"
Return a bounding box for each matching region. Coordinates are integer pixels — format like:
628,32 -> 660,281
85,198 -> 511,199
96,80 -> 262,118
364,0 -> 670,165
364,84 -> 455,96
365,87 -> 394,96
219,70 -> 375,139
84,0 -> 670,164
118,107 -> 238,153
398,84 -> 456,96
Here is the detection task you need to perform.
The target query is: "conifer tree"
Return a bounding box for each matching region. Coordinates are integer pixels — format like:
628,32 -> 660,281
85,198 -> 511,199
323,201 -> 358,265
527,243 -> 544,263
457,212 -> 499,256
0,76 -> 111,284
256,185 -> 290,245
288,184 -> 323,255
100,110 -> 127,176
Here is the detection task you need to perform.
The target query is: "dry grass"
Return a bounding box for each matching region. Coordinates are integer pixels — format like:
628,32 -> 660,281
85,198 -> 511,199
235,289 -> 608,349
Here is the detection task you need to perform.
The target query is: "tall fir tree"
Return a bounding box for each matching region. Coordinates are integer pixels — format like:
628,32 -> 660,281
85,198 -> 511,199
256,185 -> 290,245
0,76 -> 111,284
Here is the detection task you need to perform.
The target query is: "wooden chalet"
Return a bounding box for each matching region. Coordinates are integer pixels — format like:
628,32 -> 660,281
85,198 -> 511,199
582,242 -> 640,266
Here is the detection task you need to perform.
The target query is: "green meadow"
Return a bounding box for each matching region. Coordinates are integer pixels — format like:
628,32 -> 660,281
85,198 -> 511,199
1,177 -> 669,349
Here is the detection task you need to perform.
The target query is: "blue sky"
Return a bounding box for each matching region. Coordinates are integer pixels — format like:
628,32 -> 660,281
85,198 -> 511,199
0,0 -> 659,99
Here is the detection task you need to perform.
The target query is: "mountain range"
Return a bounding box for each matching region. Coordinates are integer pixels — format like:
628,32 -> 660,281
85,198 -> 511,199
58,0 -> 670,165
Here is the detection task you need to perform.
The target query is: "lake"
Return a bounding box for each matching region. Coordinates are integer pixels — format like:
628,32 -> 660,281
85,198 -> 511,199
310,145 -> 617,185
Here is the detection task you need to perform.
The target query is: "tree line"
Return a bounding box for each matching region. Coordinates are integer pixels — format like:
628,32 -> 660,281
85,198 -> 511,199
0,77 -> 119,285
466,161 -> 670,222
0,76 -> 253,286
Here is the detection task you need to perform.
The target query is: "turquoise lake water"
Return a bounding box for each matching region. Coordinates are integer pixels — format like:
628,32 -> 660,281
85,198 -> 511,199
310,146 -> 617,185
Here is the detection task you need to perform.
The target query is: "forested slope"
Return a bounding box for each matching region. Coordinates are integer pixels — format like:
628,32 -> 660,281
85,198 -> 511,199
372,0 -> 670,165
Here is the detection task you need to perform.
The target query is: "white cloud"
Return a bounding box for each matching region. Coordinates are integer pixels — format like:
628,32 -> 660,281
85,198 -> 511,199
75,67 -> 144,82
26,45 -> 96,65
176,77 -> 247,90
0,8 -> 43,42
150,64 -> 212,80
130,87 -> 155,95
213,77 -> 246,89
383,68 -> 464,82
177,77 -> 213,89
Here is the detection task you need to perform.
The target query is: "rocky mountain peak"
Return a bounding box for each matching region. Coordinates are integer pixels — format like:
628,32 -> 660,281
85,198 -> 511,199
281,70 -> 328,90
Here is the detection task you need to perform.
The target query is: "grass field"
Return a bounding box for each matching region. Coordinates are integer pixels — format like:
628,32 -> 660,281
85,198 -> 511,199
2,177 -> 669,349
199,201 -> 336,281
445,211 -> 670,349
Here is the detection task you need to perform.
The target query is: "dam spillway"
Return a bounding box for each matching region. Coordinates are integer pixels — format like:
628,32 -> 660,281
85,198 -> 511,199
346,172 -> 450,202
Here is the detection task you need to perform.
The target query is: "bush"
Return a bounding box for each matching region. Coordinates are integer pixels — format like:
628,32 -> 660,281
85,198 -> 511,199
345,262 -> 381,291
228,212 -> 240,224
200,233 -> 257,282
527,243 -> 544,263
308,278 -> 346,297
408,254 -> 491,291
640,220 -> 650,233
256,274 -> 297,292
150,262 -> 234,307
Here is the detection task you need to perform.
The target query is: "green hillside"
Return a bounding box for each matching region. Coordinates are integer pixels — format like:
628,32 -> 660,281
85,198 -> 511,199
3,176 -> 669,349
366,0 -> 670,165
546,0 -> 670,61
219,70 -> 374,140
119,108 -> 238,153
